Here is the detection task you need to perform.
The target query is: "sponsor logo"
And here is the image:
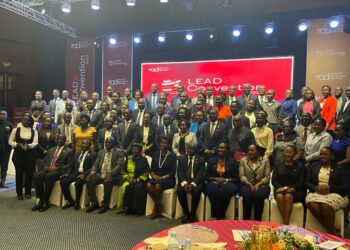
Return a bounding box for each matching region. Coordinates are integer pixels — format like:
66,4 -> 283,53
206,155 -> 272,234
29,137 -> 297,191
316,72 -> 346,81
315,49 -> 346,57
108,40 -> 129,49
316,27 -> 343,35
108,79 -> 128,85
70,41 -> 90,49
148,67 -> 170,72
108,60 -> 128,67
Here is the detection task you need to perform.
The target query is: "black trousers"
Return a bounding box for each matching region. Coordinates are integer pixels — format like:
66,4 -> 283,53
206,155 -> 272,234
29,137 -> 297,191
12,150 -> 36,196
86,175 -> 122,208
60,175 -> 86,203
33,170 -> 61,203
0,150 -> 10,183
177,183 -> 203,217
123,182 -> 147,215
239,185 -> 270,221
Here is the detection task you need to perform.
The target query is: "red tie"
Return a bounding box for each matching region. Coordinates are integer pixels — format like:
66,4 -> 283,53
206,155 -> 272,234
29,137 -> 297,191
50,148 -> 61,168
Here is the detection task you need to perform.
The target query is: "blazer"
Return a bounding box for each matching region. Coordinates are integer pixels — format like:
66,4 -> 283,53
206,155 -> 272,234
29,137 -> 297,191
43,146 -> 74,174
239,156 -> 270,186
297,100 -> 321,122
57,111 -> 79,126
90,148 -> 124,176
48,98 -> 60,117
224,115 -> 250,130
70,151 -> 96,177
205,157 -> 239,184
30,99 -> 47,117
338,99 -> 350,136
177,155 -> 205,186
133,125 -> 157,147
97,128 -> 119,151
122,156 -> 150,180
0,121 -> 13,152
155,124 -> 177,150
305,161 -> 347,197
146,92 -> 160,112
115,120 -> 138,150
131,109 -> 146,124
320,96 -> 337,130
57,123 -> 77,141
175,102 -> 194,114
151,114 -> 165,128
237,94 -> 258,111
272,160 -> 305,192
171,95 -> 192,107
200,121 -> 227,151
37,128 -> 58,154
228,126 -> 256,155
172,132 -> 197,156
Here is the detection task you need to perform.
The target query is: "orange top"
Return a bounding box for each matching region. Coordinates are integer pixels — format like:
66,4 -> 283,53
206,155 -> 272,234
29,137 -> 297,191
216,161 -> 225,176
214,105 -> 232,122
320,96 -> 337,131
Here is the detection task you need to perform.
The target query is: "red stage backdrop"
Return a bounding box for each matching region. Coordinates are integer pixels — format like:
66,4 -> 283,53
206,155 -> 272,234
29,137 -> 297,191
102,35 -> 133,97
65,37 -> 95,102
141,57 -> 294,100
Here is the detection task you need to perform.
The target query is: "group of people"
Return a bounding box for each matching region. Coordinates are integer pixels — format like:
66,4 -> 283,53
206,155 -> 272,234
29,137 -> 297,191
0,82 -> 349,236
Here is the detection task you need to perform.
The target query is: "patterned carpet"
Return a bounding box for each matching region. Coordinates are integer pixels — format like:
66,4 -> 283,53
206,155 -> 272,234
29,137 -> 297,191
0,176 -> 179,250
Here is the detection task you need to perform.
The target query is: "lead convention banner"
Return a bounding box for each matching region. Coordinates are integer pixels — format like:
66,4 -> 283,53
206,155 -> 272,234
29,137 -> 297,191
102,35 -> 133,96
306,19 -> 350,98
141,57 -> 293,100
65,37 -> 95,102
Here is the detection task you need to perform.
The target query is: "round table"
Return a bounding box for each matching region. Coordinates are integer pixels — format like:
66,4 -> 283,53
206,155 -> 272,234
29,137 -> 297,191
132,220 -> 350,249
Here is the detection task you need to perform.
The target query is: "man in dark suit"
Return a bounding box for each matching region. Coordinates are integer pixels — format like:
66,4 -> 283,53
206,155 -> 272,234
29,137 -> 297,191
225,101 -> 250,130
57,112 -> 77,148
151,104 -> 166,128
338,86 -> 350,136
132,98 -> 146,126
32,134 -> 74,212
97,117 -> 119,151
159,92 -> 176,119
237,83 -> 258,112
60,139 -> 96,210
171,84 -> 191,107
174,92 -> 194,114
79,99 -> 103,130
155,114 -> 177,150
225,85 -> 237,106
205,86 -> 216,107
116,109 -> 138,153
177,143 -> 205,223
48,89 -> 62,122
0,111 -> 13,188
200,109 -> 227,158
85,137 -> 124,214
146,83 -> 160,113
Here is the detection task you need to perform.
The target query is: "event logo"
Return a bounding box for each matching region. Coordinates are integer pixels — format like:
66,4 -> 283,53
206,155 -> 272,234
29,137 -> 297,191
108,40 -> 129,49
316,27 -> 343,35
108,79 -> 128,85
315,49 -> 346,57
108,60 -> 128,67
161,80 -> 181,94
148,67 -> 170,73
316,72 -> 346,81
70,41 -> 90,49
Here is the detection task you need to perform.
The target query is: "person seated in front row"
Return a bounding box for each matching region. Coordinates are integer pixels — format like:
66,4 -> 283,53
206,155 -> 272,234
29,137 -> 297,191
306,147 -> 348,236
32,134 -> 74,212
146,137 -> 177,219
60,139 -> 96,210
177,143 -> 205,223
85,136 -> 124,214
272,145 -> 306,225
205,142 -> 239,220
239,144 -> 271,221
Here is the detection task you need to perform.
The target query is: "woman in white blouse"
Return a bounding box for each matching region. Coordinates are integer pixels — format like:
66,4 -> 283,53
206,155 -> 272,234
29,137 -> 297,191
172,120 -> 197,157
8,114 -> 38,200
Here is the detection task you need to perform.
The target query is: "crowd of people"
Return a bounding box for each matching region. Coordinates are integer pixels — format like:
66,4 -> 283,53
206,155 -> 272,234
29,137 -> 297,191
0,83 -> 349,236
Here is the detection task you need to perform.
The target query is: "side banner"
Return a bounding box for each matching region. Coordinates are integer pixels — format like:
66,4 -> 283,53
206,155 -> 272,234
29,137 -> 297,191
65,37 -> 95,102
102,35 -> 133,96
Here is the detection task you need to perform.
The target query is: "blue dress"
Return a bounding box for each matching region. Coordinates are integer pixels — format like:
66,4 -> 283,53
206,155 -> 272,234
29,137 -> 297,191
148,151 -> 176,189
280,99 -> 297,126
331,137 -> 350,196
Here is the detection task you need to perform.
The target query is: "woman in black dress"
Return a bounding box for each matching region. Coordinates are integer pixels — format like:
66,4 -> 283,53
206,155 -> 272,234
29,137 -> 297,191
37,117 -> 58,159
272,145 -> 306,225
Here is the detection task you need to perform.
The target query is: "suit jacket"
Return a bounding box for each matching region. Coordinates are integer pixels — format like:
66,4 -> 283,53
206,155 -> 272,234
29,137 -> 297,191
200,121 -> 227,151
146,92 -> 160,112
228,126 -> 256,155
91,148 -> 124,176
177,155 -> 205,186
71,151 -> 96,177
205,157 -> 239,183
172,132 -> 197,156
43,146 -> 74,174
0,121 -> 13,152
320,96 -> 337,130
338,99 -> 350,136
224,115 -> 250,130
164,104 -> 176,119
297,100 -> 321,122
151,114 -> 165,128
37,128 -> 58,153
171,95 -> 192,107
224,95 -> 237,106
97,127 -> 119,151
155,124 -> 177,150
239,156 -> 270,186
237,94 -> 258,111
175,102 -> 194,114
116,120 -> 138,150
306,161 -> 347,196
30,99 -> 47,117
57,110 -> 79,126
131,109 -> 146,125
57,123 -> 77,141
133,125 -> 157,147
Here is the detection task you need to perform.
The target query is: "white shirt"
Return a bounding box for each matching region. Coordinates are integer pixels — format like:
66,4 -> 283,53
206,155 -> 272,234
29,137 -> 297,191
101,151 -> 112,179
143,126 -> 150,144
8,126 -> 38,149
180,156 -> 197,187
78,151 -> 88,172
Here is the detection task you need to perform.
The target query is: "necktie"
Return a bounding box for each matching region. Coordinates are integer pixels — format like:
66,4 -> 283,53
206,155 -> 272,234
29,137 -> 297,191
78,151 -> 85,162
136,112 -> 141,125
152,95 -> 156,110
187,156 -> 193,180
125,121 -> 129,134
210,123 -> 215,138
65,125 -> 71,143
303,127 -> 308,143
50,147 -> 61,168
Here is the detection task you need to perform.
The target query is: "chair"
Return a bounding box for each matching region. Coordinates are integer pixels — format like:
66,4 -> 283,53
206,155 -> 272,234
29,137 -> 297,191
205,196 -> 236,221
270,199 -> 304,227
61,182 -> 90,209
305,208 -> 344,237
175,193 -> 205,221
95,184 -> 120,209
49,181 -> 62,206
145,188 -> 177,219
238,197 -> 270,221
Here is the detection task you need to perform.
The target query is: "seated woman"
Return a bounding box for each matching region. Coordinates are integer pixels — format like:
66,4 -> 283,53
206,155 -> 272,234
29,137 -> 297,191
133,112 -> 156,156
239,144 -> 271,221
205,142 -> 239,219
145,137 -> 177,219
272,145 -> 306,225
306,147 -> 348,236
118,143 -> 150,215
172,120 -> 197,157
72,113 -> 97,153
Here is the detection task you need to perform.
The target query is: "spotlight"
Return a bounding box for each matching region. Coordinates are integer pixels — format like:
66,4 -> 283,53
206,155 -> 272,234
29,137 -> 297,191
160,0 -> 168,2
232,25 -> 242,37
158,32 -> 166,43
298,19 -> 308,31
40,8 -> 46,14
109,37 -> 117,45
126,0 -> 136,6
328,16 -> 342,29
91,0 -> 100,10
133,34 -> 141,44
264,22 -> 274,34
61,1 -> 71,13
185,30 -> 193,41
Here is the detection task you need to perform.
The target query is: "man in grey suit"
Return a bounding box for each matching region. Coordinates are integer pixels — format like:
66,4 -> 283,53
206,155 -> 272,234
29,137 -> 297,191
85,137 -> 124,214
32,134 -> 74,212
57,112 -> 77,148
116,109 -> 138,153
79,99 -> 103,130
57,101 -> 79,126
48,89 -> 62,123
175,92 -> 194,114
237,83 -> 258,112
146,83 -> 160,113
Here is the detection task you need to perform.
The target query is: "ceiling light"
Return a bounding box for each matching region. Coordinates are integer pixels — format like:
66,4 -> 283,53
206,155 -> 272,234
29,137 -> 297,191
158,32 -> 166,42
328,16 -> 342,29
109,37 -> 117,45
232,25 -> 242,37
126,0 -> 136,6
160,0 -> 168,2
264,22 -> 274,34
134,34 -> 141,44
298,19 -> 308,31
91,0 -> 100,10
61,2 -> 71,13
185,30 -> 193,41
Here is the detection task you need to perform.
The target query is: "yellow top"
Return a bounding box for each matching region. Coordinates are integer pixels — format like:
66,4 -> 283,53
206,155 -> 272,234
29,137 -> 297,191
251,126 -> 274,158
73,126 -> 96,152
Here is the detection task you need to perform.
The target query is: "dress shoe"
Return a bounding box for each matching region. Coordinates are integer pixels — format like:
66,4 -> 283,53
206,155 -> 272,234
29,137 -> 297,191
74,202 -> 80,211
62,200 -> 74,209
0,183 -> 8,188
86,204 -> 99,213
39,203 -> 50,212
17,195 -> 24,200
24,195 -> 32,199
98,207 -> 108,214
32,203 -> 43,211
181,214 -> 190,224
